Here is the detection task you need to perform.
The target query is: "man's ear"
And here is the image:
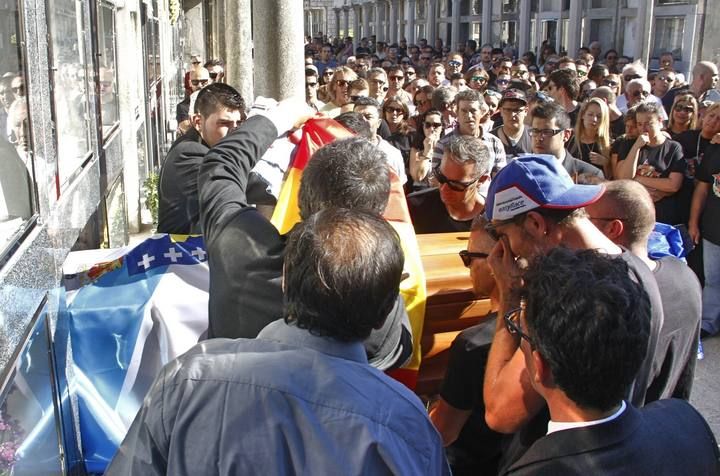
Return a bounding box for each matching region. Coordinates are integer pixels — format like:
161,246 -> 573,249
524,210 -> 548,239
604,218 -> 625,241
532,349 -> 552,388
562,128 -> 573,143
192,113 -> 203,132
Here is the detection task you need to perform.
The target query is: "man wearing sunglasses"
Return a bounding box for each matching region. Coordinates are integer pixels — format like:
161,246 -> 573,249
176,67 -> 212,132
408,135 -> 491,233
481,155 -> 666,470
499,247 -> 718,475
430,214 -> 506,474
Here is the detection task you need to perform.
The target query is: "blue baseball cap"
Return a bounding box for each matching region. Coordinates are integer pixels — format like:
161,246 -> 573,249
485,155 -> 605,221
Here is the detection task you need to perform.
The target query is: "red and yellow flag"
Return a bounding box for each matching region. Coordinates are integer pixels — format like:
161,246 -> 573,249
270,117 -> 426,389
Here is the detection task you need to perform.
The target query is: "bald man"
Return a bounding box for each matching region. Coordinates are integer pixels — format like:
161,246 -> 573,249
586,179 -> 701,401
663,60 -> 719,113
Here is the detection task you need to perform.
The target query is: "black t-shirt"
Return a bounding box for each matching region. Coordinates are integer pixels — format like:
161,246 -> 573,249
407,187 -> 474,234
674,130 -> 712,224
567,138 -> 604,165
616,139 -> 685,224
696,143 -> 720,245
610,115 -> 625,140
492,125 -> 532,159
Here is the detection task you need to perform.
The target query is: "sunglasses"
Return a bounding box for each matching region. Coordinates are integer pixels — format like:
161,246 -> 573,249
471,76 -> 488,83
624,74 -> 642,82
434,166 -> 478,191
459,250 -> 489,267
675,105 -> 695,113
504,306 -> 533,347
577,70 -> 587,77
424,121 -> 442,128
448,60 -> 462,67
209,72 -> 220,79
191,61 -> 201,65
632,90 -> 650,98
390,75 -> 404,81
385,106 -> 404,114
511,70 -> 528,77
323,71 -> 334,76
496,79 -> 510,84
191,79 -> 209,86
657,76 -> 674,82
335,79 -> 349,87
603,79 -> 619,87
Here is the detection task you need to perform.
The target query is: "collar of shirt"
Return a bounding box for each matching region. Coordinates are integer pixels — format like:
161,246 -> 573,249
547,400 -> 627,435
258,319 -> 369,364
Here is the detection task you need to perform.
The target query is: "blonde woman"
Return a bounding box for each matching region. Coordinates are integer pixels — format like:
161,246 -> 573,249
319,66 -> 358,118
666,94 -> 698,140
568,98 -> 612,178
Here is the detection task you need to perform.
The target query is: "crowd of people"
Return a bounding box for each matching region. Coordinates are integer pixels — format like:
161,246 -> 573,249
123,36 -> 720,474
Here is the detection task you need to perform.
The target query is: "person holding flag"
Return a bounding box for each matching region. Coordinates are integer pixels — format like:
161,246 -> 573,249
198,98 -> 413,371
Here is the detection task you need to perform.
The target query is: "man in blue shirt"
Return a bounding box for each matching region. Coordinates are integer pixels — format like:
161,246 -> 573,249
106,185 -> 449,474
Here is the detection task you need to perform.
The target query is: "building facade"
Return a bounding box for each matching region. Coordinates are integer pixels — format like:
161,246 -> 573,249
305,0 -> 717,76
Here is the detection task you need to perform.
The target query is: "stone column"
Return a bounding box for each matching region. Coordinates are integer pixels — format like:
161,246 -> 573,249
343,6 -> 350,39
518,0 -> 531,54
388,0 -> 398,44
481,0 -> 492,45
405,0 -> 416,45
567,0 -> 582,57
334,8 -> 342,38
427,0 -> 436,44
451,0 -> 460,52
376,1 -> 386,42
225,0 -> 254,104
253,0 -> 304,101
353,5 -> 361,47
635,0 -> 655,66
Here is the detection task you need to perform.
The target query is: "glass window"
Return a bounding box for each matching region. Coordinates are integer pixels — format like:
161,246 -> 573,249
501,21 -> 517,47
0,310 -> 64,475
472,0 -> 482,15
416,0 -> 426,20
471,22 -> 481,43
503,0 -> 518,14
589,19 -> 612,44
657,0 -> 687,4
652,16 -> 684,59
48,0 -> 95,187
0,0 -> 34,251
98,3 -> 119,135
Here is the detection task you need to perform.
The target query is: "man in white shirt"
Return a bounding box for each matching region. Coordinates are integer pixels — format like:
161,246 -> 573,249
353,97 -> 407,184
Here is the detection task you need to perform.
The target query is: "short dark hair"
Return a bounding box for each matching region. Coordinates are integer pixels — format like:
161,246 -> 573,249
284,208 -> 404,342
523,248 -> 651,411
335,111 -> 372,139
454,88 -> 482,105
194,83 -> 245,116
548,68 -> 579,100
530,101 -> 571,130
204,58 -> 224,68
298,137 -> 390,219
353,96 -> 381,113
634,101 -> 663,120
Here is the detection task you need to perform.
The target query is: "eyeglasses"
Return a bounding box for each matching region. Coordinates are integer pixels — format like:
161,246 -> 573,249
675,105 -> 695,113
424,121 -> 442,128
496,79 -> 510,85
459,250 -> 489,267
657,75 -> 674,83
484,216 -> 522,241
335,79 -> 349,87
385,106 -> 404,114
389,75 -> 404,81
306,82 -> 318,88
602,79 -> 619,87
434,166 -> 478,191
191,79 -> 209,86
624,74 -> 642,82
529,128 -> 564,138
504,306 -> 533,347
502,107 -> 526,115
632,90 -> 650,98
471,76 -> 488,83
448,60 -> 462,67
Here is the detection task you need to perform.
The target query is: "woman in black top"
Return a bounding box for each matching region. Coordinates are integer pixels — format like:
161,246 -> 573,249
382,96 -> 415,181
666,93 -> 698,140
569,98 -> 612,177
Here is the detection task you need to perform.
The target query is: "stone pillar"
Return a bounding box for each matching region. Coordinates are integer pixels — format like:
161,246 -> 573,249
388,0 -> 398,44
405,0 -> 416,45
343,6 -> 350,39
481,0 -> 492,45
225,0 -> 254,104
334,8 -> 342,38
451,0 -> 460,52
376,1 -> 386,42
427,0 -> 436,44
353,5 -> 361,47
567,0 -> 582,57
518,0 -> 531,54
635,0 -> 655,66
253,0 -> 304,101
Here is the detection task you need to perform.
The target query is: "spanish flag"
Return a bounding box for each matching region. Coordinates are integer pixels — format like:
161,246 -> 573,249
270,117 -> 426,389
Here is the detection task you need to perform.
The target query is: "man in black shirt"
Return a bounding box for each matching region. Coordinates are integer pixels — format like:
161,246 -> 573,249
615,102 -> 684,224
408,135 -> 491,233
492,89 -> 532,159
158,84 -> 246,234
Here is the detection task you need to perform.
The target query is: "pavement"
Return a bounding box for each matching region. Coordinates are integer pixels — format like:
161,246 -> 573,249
691,334 -> 720,440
